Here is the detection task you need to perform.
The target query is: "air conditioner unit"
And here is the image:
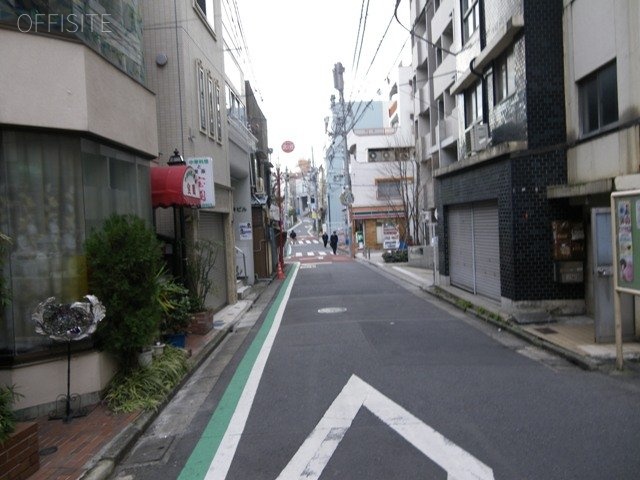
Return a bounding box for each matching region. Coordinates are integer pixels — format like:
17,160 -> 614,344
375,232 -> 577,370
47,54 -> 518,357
255,178 -> 265,194
465,123 -> 489,152
368,151 -> 378,161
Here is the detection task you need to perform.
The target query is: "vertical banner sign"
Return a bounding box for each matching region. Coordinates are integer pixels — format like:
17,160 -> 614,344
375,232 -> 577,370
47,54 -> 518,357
187,157 -> 215,208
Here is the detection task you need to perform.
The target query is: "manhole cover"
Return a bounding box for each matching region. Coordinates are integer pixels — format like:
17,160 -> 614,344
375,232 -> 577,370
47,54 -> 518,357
318,307 -> 347,314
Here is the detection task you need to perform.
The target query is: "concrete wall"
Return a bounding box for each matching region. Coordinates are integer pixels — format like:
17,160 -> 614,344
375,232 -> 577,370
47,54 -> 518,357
1,351 -> 118,420
0,30 -> 158,157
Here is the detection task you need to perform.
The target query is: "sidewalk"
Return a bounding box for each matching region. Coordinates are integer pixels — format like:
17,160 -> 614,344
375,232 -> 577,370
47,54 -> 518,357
28,279 -> 275,480
355,248 -> 640,371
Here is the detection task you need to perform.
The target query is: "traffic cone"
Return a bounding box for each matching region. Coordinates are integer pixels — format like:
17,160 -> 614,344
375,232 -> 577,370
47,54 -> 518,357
276,260 -> 285,279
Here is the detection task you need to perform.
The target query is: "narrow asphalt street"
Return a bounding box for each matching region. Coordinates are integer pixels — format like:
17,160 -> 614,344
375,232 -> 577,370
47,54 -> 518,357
110,231 -> 640,480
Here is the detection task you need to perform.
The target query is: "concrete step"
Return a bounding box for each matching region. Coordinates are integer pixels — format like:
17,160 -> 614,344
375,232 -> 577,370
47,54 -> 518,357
237,284 -> 251,300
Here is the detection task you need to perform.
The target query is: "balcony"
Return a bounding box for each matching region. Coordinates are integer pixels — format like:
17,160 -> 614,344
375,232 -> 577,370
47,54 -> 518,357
432,52 -> 455,98
431,0 -> 454,41
418,83 -> 430,115
412,0 -> 427,24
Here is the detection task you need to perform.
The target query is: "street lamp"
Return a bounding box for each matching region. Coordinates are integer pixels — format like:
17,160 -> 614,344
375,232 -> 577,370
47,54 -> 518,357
168,148 -> 185,166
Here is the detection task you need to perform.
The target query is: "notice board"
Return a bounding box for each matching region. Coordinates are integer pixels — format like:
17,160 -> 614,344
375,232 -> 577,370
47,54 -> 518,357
612,192 -> 640,291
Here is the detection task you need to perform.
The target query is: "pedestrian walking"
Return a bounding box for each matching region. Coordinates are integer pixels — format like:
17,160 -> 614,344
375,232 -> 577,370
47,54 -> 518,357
322,231 -> 329,248
329,231 -> 338,255
289,230 -> 297,243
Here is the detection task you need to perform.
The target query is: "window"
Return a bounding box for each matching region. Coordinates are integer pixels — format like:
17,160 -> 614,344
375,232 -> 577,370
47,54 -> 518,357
377,180 -> 403,199
197,62 -> 207,132
462,0 -> 480,44
0,131 -> 151,359
226,87 -> 246,126
215,80 -> 223,142
494,45 -> 516,104
464,81 -> 483,127
579,62 -> 618,135
207,74 -> 215,139
193,0 -> 216,34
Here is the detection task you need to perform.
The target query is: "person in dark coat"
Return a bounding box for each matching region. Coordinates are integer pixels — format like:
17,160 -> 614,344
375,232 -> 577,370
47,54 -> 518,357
321,231 -> 329,248
289,230 -> 297,243
329,231 -> 338,255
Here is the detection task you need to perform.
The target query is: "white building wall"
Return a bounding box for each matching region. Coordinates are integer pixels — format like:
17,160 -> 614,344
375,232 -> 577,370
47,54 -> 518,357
0,30 -> 158,157
564,0 -> 640,185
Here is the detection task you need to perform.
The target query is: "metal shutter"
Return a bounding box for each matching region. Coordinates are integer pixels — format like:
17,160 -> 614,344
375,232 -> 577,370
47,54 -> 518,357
473,203 -> 501,300
448,206 -> 475,292
197,212 -> 228,311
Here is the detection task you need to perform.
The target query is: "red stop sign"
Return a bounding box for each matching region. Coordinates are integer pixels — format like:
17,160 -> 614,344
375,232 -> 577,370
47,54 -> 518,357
281,141 -> 295,153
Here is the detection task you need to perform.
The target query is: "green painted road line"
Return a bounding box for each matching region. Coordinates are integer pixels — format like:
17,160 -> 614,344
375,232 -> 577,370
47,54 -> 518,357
178,264 -> 297,480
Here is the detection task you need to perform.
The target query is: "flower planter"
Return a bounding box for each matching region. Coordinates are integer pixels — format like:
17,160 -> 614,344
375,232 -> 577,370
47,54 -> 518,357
187,309 -> 214,335
0,422 -> 40,480
152,343 -> 165,357
164,333 -> 186,348
137,349 -> 153,368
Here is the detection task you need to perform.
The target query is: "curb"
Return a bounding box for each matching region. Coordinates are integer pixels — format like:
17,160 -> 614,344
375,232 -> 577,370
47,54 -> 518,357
425,285 -> 600,371
358,257 -> 600,372
79,286 -> 266,480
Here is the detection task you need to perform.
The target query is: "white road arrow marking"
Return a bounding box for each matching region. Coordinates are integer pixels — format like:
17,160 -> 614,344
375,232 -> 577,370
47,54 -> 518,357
277,375 -> 494,480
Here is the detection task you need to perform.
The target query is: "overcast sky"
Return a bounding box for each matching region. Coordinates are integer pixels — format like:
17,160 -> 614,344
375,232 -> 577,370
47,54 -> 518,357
235,0 -> 411,170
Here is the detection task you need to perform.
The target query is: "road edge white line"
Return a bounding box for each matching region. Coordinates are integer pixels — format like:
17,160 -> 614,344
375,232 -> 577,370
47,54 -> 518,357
204,263 -> 300,480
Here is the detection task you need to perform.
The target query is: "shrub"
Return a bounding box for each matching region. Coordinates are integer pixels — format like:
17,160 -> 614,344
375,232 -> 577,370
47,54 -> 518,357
185,239 -> 222,312
85,215 -> 163,369
156,272 -> 192,335
103,346 -> 188,413
0,385 -> 23,443
382,249 -> 408,263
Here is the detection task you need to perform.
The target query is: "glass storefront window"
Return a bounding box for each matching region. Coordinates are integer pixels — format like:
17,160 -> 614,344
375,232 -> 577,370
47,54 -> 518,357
0,131 -> 151,359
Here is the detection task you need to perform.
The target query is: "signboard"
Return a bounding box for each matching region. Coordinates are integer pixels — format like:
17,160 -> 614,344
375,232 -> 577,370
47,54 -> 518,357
281,140 -> 295,153
238,222 -> 252,240
382,223 -> 399,249
186,157 -> 215,208
610,189 -> 640,369
613,195 -> 640,289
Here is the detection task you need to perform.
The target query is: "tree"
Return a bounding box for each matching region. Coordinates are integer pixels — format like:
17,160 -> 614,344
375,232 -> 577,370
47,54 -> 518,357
378,145 -> 423,246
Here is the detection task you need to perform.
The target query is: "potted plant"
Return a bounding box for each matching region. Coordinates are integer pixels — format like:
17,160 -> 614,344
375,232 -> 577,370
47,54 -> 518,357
185,239 -> 222,334
156,271 -> 192,348
0,384 -> 39,479
0,384 -> 23,444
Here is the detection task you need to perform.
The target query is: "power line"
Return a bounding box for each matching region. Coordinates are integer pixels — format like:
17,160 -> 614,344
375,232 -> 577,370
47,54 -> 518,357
394,0 -> 457,56
352,0 -> 371,77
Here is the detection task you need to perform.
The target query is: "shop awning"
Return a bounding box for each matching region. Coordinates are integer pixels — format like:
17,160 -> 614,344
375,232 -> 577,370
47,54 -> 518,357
151,165 -> 201,208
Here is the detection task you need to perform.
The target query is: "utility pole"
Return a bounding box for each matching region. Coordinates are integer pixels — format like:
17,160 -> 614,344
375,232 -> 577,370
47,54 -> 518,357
333,62 -> 355,258
275,164 -> 285,279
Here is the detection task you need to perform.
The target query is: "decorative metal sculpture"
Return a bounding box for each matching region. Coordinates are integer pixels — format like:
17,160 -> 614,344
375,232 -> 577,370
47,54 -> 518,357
33,295 -> 105,422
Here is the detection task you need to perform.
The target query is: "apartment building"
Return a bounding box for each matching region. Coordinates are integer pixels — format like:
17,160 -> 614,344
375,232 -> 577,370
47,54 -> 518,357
0,0 -> 158,415
412,0 -> 578,312
548,0 -> 640,341
348,67 -> 417,249
142,0 -> 237,309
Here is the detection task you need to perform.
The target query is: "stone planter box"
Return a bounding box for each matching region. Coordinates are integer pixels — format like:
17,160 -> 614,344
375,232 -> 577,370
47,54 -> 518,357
0,422 -> 40,479
187,309 -> 214,335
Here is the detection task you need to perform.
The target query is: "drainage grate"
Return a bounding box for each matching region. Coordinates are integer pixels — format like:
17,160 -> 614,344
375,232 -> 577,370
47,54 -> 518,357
534,327 -> 558,335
